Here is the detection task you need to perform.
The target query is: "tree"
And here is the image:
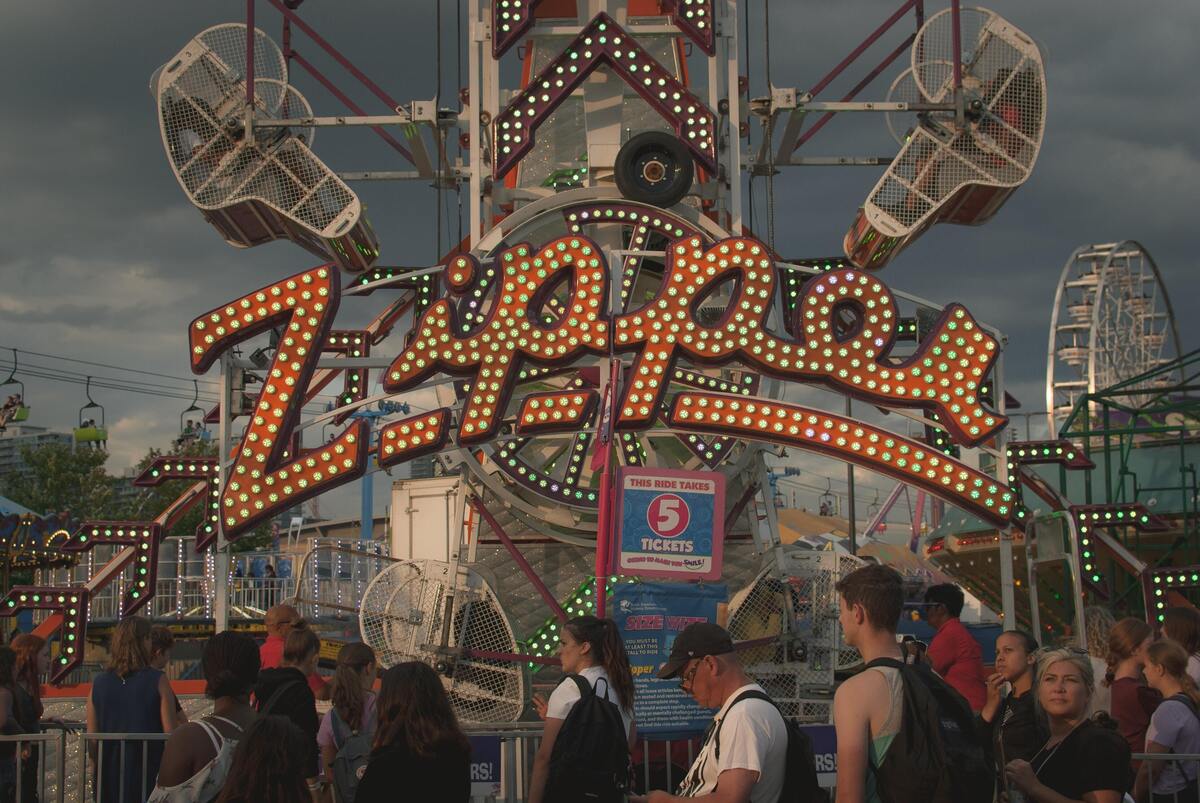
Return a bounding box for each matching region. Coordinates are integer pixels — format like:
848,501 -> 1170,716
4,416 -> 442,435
1,442 -> 114,519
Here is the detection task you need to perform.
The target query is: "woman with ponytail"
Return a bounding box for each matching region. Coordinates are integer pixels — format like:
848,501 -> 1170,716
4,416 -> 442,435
318,643 -> 377,792
529,616 -> 636,803
1106,617 -> 1162,771
1134,640 -> 1200,802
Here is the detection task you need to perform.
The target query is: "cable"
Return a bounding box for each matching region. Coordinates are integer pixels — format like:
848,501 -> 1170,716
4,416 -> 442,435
0,346 -> 219,387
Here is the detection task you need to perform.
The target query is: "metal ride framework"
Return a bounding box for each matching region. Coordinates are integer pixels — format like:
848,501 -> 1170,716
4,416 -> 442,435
1,0 -> 1059,700
924,350 -> 1200,641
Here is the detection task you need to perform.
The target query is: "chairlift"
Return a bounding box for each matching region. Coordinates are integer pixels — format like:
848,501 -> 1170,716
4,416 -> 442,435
868,489 -> 887,533
74,377 -> 108,446
178,380 -> 210,443
819,479 -> 837,517
0,348 -> 30,426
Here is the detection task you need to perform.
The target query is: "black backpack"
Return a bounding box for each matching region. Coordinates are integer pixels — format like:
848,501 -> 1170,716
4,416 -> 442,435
863,657 -> 992,803
544,675 -> 631,803
713,689 -> 829,803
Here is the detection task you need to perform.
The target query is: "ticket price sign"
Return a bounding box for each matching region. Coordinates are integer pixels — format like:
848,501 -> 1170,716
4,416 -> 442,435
615,467 -> 725,581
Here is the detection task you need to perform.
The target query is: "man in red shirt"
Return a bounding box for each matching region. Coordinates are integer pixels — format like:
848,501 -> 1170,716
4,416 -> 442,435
923,583 -> 987,711
261,603 -> 328,697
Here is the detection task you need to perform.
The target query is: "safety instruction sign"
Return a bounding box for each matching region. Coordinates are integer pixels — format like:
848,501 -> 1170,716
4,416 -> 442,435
615,467 -> 725,581
613,581 -> 727,737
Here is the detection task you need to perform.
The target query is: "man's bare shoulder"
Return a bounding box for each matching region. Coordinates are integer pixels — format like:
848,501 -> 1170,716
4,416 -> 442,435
836,666 -> 893,695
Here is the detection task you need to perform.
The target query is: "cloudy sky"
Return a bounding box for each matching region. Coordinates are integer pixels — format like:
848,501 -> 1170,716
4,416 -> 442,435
0,1 -> 1196,522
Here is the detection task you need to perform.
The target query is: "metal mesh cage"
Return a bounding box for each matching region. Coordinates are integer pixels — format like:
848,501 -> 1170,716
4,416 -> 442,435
155,24 -> 374,268
862,7 -> 1045,237
726,550 -> 865,721
359,559 -> 526,724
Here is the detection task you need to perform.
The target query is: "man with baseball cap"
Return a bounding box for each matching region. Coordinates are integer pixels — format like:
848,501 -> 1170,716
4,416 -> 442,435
630,622 -> 787,803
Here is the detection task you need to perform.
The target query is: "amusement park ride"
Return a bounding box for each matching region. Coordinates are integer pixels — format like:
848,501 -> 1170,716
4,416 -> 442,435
3,0 -> 1197,735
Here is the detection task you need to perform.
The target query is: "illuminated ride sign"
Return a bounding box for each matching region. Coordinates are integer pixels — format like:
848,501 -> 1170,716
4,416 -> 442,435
191,232 -> 1011,539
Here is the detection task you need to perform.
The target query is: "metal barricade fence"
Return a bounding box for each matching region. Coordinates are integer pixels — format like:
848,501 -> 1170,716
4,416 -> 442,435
1132,753 -> 1200,803
3,724 -> 704,803
0,730 -> 68,803
78,734 -> 170,803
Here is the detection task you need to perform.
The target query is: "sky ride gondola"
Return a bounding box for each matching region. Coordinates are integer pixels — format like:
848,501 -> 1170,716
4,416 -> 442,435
73,376 -> 108,448
0,348 -> 31,428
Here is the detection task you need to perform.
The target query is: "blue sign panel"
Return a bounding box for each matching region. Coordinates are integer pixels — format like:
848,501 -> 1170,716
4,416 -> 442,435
612,581 -> 727,737
469,734 -> 501,797
800,724 -> 838,788
616,467 -> 725,581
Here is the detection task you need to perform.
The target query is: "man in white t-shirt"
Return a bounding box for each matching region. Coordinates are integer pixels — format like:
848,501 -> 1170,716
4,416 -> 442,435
630,623 -> 787,803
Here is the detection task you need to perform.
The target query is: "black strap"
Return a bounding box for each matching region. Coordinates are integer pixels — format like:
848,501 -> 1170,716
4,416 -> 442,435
713,689 -> 778,761
259,679 -> 301,716
565,673 -> 594,700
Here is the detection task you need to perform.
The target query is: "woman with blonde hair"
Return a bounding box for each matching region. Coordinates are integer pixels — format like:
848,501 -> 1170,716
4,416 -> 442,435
1005,647 -> 1131,802
1134,640 -> 1200,802
1105,617 -> 1161,770
88,615 -> 179,803
1085,605 -> 1118,714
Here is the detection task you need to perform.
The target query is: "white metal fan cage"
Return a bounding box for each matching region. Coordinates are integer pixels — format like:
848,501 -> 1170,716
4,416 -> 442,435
155,24 -> 363,241
862,7 -> 1045,236
359,559 -> 527,724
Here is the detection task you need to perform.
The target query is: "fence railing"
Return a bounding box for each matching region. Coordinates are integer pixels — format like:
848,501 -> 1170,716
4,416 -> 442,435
14,726 -> 1196,802
2,721 -> 701,803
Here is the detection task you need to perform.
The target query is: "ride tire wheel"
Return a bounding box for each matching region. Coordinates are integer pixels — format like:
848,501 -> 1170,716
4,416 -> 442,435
614,131 -> 694,208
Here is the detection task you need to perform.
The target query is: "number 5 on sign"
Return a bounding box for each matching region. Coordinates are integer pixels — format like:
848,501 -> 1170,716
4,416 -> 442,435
647,494 -> 690,538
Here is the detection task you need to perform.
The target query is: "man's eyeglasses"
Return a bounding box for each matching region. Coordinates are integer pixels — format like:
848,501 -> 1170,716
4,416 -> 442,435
679,659 -> 702,692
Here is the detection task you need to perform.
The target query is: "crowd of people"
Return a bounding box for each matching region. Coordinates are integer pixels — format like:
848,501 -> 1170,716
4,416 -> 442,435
6,583 -> 1200,802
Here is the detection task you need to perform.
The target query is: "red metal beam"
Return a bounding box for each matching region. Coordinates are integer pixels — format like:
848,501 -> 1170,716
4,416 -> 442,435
469,497 -> 569,624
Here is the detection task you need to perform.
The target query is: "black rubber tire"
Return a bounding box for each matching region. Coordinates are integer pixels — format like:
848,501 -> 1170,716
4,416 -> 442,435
614,131 -> 694,208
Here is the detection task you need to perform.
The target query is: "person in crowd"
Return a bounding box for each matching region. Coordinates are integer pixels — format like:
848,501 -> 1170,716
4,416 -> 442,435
355,661 -> 470,802
923,583 -> 988,711
1005,647 -> 1131,803
828,564 -> 905,803
0,646 -> 20,803
151,625 -> 188,725
213,716 -> 312,803
150,631 -> 260,803
254,621 -> 321,796
88,616 -> 180,803
1086,605 -> 1118,714
979,630 -> 1047,797
1106,617 -> 1162,772
632,622 -> 787,803
1161,607 -> 1200,686
1134,639 -> 1200,803
9,634 -> 48,803
319,642 -> 377,795
260,604 -> 327,697
530,616 -> 636,803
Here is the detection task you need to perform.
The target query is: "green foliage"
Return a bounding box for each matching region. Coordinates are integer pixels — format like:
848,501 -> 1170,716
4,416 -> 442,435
2,439 -> 273,548
1,442 -> 114,518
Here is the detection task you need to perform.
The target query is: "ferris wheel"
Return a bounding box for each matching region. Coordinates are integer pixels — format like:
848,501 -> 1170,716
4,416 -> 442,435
1045,241 -> 1181,435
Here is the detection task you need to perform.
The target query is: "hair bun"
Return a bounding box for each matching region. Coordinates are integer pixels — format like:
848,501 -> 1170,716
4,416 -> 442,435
206,668 -> 251,698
